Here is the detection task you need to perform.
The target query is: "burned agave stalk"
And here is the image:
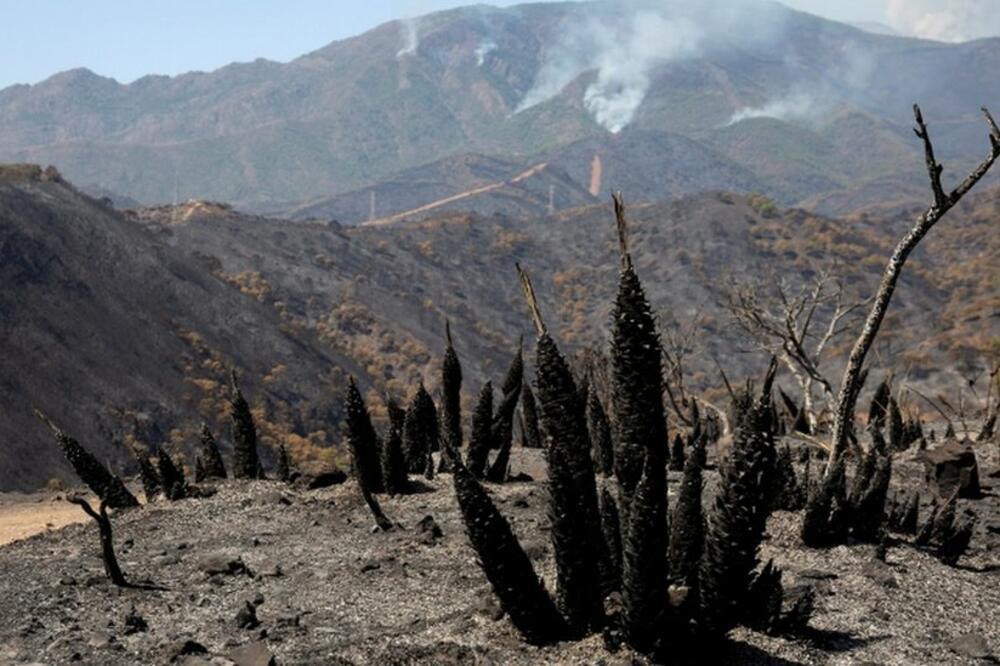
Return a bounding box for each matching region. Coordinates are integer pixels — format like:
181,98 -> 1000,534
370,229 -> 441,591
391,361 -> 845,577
517,263 -> 606,634
466,382 -> 495,478
198,424 -> 227,480
403,382 -> 439,474
229,370 -> 262,480
609,193 -> 668,515
438,322 -> 463,473
491,341 -> 524,452
700,375 -> 779,637
156,446 -> 187,501
451,456 -> 567,644
68,496 -> 128,586
587,390 -> 615,477
35,410 -> 139,509
344,377 -> 392,529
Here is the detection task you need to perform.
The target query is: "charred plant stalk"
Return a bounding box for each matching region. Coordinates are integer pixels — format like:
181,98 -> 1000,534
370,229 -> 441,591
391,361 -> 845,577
69,497 -> 127,586
229,370 -> 261,479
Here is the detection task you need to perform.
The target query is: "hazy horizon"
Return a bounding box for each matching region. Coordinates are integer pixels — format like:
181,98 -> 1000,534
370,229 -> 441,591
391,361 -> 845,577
2,0 -> 991,90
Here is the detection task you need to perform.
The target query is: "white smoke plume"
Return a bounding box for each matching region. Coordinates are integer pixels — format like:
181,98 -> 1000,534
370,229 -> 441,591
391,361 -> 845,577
397,17 -> 421,58
515,0 -> 788,133
475,40 -> 497,67
726,92 -> 817,125
887,0 -> 1000,42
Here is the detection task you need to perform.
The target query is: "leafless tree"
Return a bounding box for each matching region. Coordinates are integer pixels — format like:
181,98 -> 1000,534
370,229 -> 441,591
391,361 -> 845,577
724,270 -> 868,432
828,105 -> 1000,463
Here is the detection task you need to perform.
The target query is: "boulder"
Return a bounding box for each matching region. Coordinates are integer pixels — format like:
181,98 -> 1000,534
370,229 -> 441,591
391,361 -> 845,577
291,461 -> 347,490
228,641 -> 277,666
920,440 -> 981,498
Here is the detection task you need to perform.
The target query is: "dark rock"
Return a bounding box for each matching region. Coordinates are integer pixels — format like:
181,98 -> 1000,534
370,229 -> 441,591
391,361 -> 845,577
417,515 -> 443,544
949,632 -> 993,660
167,639 -> 208,662
360,561 -> 381,573
228,641 -> 277,666
123,607 -> 148,635
292,462 -> 348,490
198,553 -> 250,576
236,601 -> 261,630
920,441 -> 981,498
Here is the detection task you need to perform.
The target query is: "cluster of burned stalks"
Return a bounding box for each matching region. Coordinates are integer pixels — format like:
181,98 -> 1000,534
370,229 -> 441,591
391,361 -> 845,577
31,104 -> 999,663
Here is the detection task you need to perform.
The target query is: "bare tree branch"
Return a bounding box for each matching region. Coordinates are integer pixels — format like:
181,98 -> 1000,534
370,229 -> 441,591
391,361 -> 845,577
828,104 -> 1000,463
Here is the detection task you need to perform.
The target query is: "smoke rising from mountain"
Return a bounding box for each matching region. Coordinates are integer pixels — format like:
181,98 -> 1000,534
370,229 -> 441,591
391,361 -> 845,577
515,0 -> 789,133
726,93 -> 817,126
475,40 -> 497,66
887,0 -> 1000,42
397,17 -> 421,58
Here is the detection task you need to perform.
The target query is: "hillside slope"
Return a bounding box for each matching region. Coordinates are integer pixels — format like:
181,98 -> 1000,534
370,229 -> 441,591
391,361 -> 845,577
0,167 -> 370,491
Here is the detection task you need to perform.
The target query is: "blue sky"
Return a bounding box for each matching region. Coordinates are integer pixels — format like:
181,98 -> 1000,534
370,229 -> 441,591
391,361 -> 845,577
0,1 -> 938,89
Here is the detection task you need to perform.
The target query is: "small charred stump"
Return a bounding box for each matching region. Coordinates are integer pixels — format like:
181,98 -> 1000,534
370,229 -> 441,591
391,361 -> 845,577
68,496 -> 127,586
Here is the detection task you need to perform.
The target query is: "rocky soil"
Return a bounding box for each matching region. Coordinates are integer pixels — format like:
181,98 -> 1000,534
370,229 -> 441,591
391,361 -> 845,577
0,446 -> 998,666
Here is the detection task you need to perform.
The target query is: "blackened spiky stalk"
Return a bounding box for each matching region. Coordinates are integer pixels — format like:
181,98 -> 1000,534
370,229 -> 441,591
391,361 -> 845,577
744,560 -> 784,634
276,444 -> 291,483
491,342 -> 523,451
914,497 -> 939,546
938,515 -> 976,566
438,323 -> 463,473
518,264 -> 605,634
669,433 -> 685,472
608,194 -> 667,514
156,447 -> 187,501
587,391 -> 614,476
132,447 -> 161,502
888,398 -> 905,451
229,371 -> 261,480
485,435 -> 513,483
198,424 -> 227,480
381,420 -> 409,495
599,487 -> 623,595
699,385 -> 777,636
801,456 -> 849,547
868,378 -> 892,433
386,395 -> 406,434
622,456 -> 668,652
850,453 -> 892,542
771,445 -> 805,512
194,455 -> 206,483
466,382 -> 495,478
403,383 -> 439,474
345,377 -> 385,494
452,457 -> 567,644
35,411 -> 139,509
669,438 -> 705,593
521,383 -> 543,449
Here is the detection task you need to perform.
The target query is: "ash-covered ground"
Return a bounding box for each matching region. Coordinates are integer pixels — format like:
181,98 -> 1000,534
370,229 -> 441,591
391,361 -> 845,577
0,446 -> 997,666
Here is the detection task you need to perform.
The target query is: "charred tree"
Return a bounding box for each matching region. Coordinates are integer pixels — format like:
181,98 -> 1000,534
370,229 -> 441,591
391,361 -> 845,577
68,496 -> 127,586
381,419 -> 410,496
229,371 -> 261,480
452,457 -> 567,644
466,382 -> 495,478
587,391 -> 615,477
438,323 -> 463,473
198,424 -> 227,480
35,411 -> 138,509
829,106 -> 1000,462
699,381 -> 778,636
345,377 -> 385,494
403,383 -> 439,474
156,447 -> 187,501
518,264 -> 606,635
609,194 -> 668,511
